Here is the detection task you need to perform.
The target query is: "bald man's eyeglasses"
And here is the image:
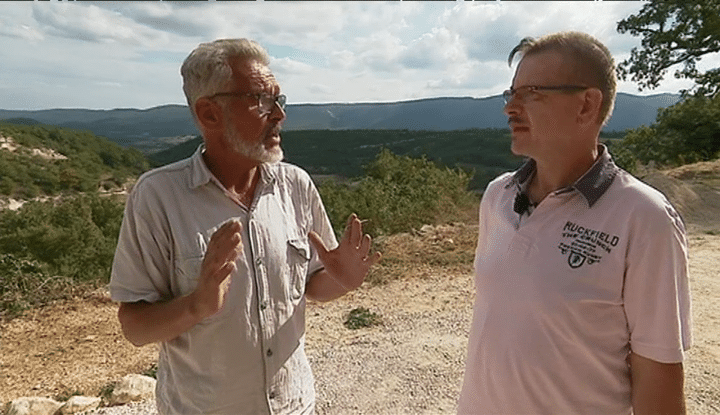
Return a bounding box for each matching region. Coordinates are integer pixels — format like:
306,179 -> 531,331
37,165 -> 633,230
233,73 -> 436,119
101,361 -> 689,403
503,85 -> 589,104
208,91 -> 287,115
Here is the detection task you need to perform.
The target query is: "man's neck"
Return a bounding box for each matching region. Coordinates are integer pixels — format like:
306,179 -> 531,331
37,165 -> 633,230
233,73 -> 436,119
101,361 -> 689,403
528,146 -> 599,204
202,149 -> 261,204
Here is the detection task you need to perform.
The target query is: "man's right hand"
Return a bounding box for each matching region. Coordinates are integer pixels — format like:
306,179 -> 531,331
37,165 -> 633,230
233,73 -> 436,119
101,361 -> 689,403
190,219 -> 243,320
118,219 -> 243,347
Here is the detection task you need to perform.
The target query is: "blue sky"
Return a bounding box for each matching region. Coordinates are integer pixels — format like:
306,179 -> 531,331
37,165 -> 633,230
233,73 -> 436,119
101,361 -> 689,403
1,1 -> 718,110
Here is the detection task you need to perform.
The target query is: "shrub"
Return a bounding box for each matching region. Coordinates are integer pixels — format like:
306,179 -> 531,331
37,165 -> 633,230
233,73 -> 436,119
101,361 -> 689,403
344,307 -> 382,330
0,193 -> 125,319
0,253 -> 79,319
319,149 -> 477,237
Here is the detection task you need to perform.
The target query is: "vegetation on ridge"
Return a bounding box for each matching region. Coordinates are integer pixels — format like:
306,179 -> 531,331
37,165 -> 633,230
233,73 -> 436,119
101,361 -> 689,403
0,122 -> 149,199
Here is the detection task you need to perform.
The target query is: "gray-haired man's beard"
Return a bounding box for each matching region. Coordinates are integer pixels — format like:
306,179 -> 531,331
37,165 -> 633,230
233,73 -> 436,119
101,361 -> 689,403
224,122 -> 283,164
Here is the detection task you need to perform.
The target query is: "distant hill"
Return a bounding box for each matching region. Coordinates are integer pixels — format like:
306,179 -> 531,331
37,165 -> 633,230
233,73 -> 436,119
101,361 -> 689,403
0,105 -> 198,154
0,93 -> 680,154
284,93 -> 679,133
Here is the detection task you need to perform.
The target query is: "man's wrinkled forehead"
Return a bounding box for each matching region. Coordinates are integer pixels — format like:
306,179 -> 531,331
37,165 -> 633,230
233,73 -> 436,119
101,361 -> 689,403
230,57 -> 280,92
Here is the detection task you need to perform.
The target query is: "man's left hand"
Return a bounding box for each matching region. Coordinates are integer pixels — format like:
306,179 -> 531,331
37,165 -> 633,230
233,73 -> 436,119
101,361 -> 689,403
308,213 -> 381,292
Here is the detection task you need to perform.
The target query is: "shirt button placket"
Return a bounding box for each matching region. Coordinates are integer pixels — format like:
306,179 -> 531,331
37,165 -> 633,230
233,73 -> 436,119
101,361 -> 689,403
256,257 -> 268,311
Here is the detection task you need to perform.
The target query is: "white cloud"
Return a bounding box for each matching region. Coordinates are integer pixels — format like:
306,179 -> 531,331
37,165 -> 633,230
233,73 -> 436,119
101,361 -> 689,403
0,1 -> 692,110
32,3 -> 170,47
329,50 -> 357,71
400,27 -> 466,70
0,22 -> 44,42
272,57 -> 315,77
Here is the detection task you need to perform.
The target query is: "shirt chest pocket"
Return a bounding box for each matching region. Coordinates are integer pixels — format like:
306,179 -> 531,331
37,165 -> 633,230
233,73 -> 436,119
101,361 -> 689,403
173,232 -> 209,298
175,254 -> 204,297
287,238 -> 311,300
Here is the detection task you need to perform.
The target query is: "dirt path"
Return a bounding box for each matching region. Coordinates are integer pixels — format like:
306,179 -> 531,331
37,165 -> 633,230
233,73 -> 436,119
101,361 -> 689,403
684,233 -> 720,413
2,226 -> 718,414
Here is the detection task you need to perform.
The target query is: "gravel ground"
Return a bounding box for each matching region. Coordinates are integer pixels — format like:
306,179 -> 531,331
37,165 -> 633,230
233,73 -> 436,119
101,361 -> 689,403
79,235 -> 720,415
79,264 -> 475,415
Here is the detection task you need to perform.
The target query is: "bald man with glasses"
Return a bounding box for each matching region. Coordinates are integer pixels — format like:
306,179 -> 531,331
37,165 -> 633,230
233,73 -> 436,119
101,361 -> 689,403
458,31 -> 691,414
110,38 -> 379,415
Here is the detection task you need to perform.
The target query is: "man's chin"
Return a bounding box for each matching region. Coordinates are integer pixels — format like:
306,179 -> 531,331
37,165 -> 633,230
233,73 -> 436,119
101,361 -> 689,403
261,147 -> 284,164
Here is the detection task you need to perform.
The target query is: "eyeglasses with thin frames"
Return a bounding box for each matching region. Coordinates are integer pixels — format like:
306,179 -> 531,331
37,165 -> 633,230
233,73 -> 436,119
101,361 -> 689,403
207,91 -> 287,115
503,85 -> 589,104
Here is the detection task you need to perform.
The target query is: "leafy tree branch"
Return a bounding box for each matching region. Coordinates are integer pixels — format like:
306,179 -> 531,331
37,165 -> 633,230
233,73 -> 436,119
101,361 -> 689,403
617,0 -> 720,97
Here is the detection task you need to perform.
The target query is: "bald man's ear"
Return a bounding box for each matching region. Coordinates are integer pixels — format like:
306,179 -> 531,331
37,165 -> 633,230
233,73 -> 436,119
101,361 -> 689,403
577,88 -> 603,126
194,98 -> 223,132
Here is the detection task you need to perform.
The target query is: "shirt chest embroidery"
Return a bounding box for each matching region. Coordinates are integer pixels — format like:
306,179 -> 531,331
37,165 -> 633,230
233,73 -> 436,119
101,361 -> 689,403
558,221 -> 620,269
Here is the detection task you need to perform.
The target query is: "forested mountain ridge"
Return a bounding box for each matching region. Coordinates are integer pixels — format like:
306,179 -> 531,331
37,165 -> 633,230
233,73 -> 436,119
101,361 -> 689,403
0,93 -> 679,154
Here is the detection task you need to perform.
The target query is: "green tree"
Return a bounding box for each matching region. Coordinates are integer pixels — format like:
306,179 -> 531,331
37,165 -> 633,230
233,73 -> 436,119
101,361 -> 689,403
617,0 -> 720,97
614,94 -> 720,167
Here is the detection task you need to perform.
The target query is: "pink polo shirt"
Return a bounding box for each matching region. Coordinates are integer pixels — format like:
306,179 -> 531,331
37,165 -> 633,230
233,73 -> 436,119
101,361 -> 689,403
458,147 -> 691,414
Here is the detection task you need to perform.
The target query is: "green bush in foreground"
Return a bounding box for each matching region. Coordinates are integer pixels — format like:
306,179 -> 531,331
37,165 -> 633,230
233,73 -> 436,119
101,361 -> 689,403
0,193 -> 124,319
319,148 -> 477,237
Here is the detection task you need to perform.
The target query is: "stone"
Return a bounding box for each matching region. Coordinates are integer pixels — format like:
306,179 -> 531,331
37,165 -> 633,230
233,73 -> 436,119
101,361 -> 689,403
59,396 -> 102,414
5,397 -> 62,415
109,374 -> 156,406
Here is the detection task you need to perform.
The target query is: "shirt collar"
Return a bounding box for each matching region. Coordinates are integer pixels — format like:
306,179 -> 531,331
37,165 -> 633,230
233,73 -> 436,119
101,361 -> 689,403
508,144 -> 619,208
189,144 -> 212,189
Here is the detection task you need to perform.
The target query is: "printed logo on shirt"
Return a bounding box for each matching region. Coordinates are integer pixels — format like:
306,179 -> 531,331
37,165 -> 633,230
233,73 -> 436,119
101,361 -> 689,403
558,221 -> 620,269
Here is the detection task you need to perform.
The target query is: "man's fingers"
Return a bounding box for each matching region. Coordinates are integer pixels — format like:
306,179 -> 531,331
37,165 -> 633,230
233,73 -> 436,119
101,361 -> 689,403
359,234 -> 372,255
344,213 -> 367,248
308,231 -> 329,258
213,261 -> 236,284
366,251 -> 382,267
342,213 -> 357,245
214,219 -> 242,240
208,220 -> 242,260
360,233 -> 381,268
214,220 -> 242,244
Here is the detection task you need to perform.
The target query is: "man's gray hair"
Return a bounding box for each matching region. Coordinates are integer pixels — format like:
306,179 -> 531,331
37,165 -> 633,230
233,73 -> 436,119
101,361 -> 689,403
181,38 -> 270,117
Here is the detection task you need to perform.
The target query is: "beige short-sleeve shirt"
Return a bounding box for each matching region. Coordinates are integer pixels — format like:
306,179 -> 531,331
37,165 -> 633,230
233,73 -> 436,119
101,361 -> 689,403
109,146 -> 338,415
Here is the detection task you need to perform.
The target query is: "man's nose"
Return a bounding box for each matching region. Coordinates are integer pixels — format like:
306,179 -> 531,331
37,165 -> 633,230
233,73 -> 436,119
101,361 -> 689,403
269,101 -> 286,122
504,99 -> 520,116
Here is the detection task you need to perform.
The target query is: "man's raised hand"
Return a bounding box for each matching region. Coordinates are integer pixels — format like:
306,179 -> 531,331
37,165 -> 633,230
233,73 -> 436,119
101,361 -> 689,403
190,219 -> 243,320
308,213 -> 381,292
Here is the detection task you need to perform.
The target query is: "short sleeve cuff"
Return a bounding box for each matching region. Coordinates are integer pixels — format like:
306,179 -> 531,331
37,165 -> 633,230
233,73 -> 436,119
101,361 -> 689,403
631,340 -> 688,364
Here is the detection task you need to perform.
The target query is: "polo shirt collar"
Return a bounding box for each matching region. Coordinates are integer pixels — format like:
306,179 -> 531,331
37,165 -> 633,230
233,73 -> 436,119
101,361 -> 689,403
189,143 -> 278,191
509,144 -> 619,208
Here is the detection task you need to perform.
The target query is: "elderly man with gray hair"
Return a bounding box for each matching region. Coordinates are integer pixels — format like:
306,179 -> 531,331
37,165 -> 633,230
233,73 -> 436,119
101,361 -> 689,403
109,38 -> 380,415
